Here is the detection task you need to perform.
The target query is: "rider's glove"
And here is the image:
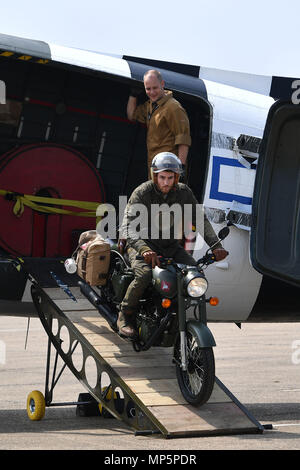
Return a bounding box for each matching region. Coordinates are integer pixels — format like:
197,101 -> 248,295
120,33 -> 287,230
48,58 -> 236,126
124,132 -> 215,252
212,248 -> 229,261
142,250 -> 161,268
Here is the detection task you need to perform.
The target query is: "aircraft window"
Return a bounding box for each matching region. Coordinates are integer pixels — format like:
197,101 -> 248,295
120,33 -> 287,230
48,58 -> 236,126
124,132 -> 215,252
0,99 -> 22,126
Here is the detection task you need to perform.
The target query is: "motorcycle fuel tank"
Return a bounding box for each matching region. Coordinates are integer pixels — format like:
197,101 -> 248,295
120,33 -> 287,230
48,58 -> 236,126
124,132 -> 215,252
152,265 -> 177,298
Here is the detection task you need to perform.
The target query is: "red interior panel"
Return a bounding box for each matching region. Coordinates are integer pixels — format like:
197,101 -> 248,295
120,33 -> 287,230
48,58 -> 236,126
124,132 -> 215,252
0,144 -> 105,257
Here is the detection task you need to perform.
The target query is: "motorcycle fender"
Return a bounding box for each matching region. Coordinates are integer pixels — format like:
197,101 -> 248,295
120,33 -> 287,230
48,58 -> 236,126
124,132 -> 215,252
187,319 -> 216,348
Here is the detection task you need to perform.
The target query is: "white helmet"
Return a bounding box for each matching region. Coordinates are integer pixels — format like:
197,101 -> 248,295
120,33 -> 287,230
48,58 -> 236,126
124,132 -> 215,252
150,152 -> 183,181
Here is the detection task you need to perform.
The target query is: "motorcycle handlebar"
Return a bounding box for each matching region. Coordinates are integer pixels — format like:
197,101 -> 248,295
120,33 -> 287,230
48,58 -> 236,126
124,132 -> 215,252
133,225 -> 230,267
196,253 -> 216,266
136,254 -> 173,268
136,253 -> 216,268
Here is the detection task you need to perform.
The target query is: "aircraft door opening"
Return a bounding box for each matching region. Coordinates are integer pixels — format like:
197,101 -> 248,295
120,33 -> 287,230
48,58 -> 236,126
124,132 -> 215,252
168,90 -> 212,204
251,100 -> 300,287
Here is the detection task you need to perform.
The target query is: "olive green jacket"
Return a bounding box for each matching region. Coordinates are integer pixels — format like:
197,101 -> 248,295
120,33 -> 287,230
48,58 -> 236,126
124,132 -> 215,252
120,181 -> 222,258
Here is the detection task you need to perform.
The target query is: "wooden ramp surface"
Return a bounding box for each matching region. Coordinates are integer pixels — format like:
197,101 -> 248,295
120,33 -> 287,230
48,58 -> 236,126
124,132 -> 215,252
44,286 -> 263,438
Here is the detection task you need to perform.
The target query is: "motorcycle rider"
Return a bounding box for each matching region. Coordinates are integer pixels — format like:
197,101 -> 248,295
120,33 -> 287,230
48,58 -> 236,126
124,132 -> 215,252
117,152 -> 228,338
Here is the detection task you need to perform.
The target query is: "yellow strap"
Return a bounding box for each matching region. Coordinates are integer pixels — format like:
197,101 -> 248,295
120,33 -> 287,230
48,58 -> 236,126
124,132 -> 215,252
0,189 -> 106,218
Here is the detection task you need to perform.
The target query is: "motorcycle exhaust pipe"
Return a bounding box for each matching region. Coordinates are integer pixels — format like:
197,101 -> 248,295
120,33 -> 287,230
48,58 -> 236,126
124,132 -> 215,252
78,280 -> 118,329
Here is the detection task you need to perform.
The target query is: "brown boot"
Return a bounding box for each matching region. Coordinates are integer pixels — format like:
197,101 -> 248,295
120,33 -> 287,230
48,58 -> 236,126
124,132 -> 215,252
117,310 -> 137,338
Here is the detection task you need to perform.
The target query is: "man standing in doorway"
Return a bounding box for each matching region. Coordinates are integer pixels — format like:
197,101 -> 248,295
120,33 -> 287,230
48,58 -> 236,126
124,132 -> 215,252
127,69 -> 191,175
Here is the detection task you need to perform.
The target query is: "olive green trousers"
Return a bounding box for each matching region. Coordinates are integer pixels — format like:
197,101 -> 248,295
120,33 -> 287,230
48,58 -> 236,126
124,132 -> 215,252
121,245 -> 196,311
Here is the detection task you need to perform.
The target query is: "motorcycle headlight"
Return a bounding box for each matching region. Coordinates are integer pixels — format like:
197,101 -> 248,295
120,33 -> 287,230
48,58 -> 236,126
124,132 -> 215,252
186,277 -> 208,298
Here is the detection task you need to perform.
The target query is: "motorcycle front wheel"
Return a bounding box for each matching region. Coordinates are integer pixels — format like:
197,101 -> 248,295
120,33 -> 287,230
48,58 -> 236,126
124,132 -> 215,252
174,326 -> 215,406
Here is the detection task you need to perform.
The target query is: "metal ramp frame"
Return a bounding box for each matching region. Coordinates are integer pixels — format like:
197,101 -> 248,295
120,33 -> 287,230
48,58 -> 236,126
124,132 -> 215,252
26,259 -> 264,438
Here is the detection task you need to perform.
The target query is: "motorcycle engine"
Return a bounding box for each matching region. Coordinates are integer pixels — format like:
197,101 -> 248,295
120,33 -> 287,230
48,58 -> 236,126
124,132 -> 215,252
136,301 -> 161,344
138,319 -> 156,344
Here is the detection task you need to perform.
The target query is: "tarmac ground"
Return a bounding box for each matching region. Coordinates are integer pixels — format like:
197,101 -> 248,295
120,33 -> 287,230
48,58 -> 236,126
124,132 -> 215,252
0,315 -> 300,453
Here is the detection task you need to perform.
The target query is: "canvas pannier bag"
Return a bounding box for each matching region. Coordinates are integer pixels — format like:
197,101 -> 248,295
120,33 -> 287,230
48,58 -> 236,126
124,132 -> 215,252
75,230 -> 110,286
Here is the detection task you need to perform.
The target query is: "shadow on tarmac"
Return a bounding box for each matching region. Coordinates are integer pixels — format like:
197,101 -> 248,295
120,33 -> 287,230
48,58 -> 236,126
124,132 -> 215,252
1,402 -> 300,442
245,402 -> 300,423
0,407 -> 133,436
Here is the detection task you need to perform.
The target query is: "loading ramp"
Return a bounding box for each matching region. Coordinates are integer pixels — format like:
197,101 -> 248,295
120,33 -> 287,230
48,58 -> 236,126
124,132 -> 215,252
25,258 -> 263,438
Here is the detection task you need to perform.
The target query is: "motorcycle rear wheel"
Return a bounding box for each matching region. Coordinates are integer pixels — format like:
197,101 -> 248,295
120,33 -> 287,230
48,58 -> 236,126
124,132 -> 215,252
175,327 -> 215,406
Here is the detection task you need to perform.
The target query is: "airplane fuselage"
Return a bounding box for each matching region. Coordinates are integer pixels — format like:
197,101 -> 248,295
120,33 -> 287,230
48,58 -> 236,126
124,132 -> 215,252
0,34 -> 299,322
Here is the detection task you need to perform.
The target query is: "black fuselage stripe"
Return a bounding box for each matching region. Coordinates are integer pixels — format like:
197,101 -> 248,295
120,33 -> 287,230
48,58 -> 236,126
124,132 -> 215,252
125,59 -> 207,100
0,33 -> 51,60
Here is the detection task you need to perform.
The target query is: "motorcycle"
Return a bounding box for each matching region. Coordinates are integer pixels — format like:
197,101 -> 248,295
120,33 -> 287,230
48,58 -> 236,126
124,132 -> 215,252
78,226 -> 230,407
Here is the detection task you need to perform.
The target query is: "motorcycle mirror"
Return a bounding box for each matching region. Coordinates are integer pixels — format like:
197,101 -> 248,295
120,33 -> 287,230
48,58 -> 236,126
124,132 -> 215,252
218,226 -> 230,240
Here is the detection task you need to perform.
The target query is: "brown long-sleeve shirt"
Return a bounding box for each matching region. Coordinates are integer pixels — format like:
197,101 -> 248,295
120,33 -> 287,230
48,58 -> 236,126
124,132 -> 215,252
133,91 -> 191,167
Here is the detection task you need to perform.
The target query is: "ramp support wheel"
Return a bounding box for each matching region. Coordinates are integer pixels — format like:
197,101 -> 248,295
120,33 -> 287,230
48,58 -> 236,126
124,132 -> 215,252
26,390 -> 46,421
29,282 -> 165,435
